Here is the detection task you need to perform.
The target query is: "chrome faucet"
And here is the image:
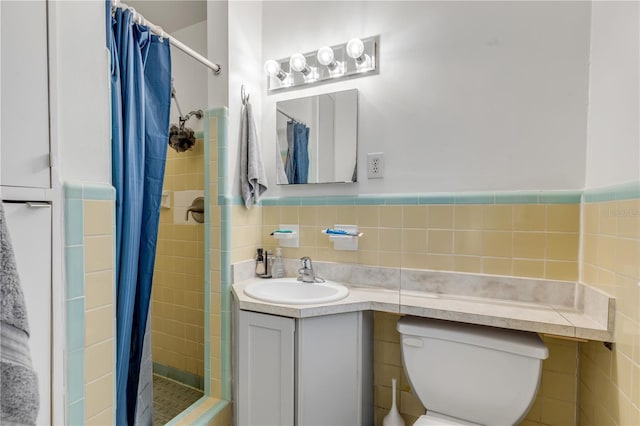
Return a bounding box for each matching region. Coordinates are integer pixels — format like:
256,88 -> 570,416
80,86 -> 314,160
297,256 -> 324,283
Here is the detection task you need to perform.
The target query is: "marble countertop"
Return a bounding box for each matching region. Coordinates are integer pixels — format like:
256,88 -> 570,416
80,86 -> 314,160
231,261 -> 615,342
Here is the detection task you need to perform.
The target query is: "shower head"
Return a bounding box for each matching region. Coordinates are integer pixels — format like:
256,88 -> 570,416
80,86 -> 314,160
169,83 -> 204,152
169,124 -> 196,152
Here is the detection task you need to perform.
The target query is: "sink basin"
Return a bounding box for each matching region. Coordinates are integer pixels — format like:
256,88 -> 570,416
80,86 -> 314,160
244,278 -> 349,305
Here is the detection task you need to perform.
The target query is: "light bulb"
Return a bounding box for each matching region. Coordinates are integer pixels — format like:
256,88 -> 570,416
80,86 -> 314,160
289,53 -> 308,73
263,59 -> 280,75
316,46 -> 335,66
346,38 -> 365,59
264,59 -> 289,82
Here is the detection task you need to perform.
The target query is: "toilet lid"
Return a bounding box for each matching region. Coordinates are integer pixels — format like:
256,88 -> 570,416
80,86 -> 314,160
415,413 -> 480,426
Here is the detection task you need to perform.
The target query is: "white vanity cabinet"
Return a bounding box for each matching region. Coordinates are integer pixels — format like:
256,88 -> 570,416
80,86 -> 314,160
235,309 -> 373,426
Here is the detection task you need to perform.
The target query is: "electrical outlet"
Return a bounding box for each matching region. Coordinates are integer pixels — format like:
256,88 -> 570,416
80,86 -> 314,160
367,152 -> 384,179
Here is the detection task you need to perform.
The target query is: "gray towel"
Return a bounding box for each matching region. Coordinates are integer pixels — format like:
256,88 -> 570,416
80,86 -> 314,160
239,102 -> 268,208
0,202 -> 39,425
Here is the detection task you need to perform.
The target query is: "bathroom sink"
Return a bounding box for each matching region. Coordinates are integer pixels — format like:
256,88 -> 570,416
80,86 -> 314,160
244,278 -> 349,305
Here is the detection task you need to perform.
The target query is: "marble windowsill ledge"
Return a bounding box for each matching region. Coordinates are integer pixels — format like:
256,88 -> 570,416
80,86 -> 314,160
231,261 -> 615,342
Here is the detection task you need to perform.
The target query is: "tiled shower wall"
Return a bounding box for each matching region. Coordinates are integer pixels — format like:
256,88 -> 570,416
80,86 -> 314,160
64,183 -> 116,425
164,108 -> 232,424
151,138 -> 206,385
259,197 -> 583,425
579,187 -> 640,425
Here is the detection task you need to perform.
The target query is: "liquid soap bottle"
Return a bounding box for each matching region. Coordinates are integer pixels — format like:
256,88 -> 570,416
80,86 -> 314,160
272,248 -> 285,278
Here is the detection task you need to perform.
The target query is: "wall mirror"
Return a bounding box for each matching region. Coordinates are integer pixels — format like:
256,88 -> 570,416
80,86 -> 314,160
276,89 -> 358,185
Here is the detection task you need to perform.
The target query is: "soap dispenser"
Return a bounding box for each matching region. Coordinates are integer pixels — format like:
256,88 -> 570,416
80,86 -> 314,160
255,248 -> 266,277
272,248 -> 285,278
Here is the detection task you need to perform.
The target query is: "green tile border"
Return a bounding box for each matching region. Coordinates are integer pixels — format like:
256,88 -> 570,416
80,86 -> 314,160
192,400 -> 230,425
153,362 -> 204,390
584,180 -> 640,203
196,106 -> 231,423
203,108 -> 212,398
63,181 -> 116,425
259,190 -> 586,206
165,395 -> 210,426
538,191 -> 582,204
454,193 -> 496,204
215,107 -> 232,402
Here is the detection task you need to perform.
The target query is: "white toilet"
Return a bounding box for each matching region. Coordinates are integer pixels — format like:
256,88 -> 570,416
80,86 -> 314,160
397,316 -> 549,426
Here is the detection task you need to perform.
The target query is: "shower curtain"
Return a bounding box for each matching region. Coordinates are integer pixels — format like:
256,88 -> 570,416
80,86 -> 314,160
110,8 -> 172,425
284,120 -> 310,184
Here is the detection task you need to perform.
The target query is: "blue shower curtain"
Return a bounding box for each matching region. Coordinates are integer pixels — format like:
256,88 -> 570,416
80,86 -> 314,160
284,121 -> 310,184
110,8 -> 172,425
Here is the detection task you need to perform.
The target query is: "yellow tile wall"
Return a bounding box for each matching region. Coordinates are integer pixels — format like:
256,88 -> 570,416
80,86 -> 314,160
83,200 -> 116,424
151,138 -> 206,380
579,199 -> 640,425
256,202 -> 582,425
261,203 -> 580,281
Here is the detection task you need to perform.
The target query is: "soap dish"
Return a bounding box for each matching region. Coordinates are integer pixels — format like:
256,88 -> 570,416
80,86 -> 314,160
322,224 -> 359,251
271,224 -> 299,248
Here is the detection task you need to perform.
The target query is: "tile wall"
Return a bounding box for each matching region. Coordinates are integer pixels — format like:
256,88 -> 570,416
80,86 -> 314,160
258,194 -> 583,425
261,201 -> 580,281
64,183 -> 116,425
151,138 -> 206,386
579,185 -> 640,425
164,108 -> 231,425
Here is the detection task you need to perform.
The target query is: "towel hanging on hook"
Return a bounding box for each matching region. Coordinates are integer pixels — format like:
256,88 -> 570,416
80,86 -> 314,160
241,85 -> 250,106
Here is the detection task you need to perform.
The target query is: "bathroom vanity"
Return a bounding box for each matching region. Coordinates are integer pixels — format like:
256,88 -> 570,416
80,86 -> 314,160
232,260 -> 615,425
234,308 -> 373,426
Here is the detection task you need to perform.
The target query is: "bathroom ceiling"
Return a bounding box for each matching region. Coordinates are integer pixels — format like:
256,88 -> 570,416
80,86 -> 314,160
126,0 -> 207,33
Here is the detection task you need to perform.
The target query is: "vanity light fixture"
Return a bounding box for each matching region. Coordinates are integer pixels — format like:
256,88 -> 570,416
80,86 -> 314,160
264,35 -> 378,91
289,53 -> 319,82
346,38 -> 373,70
289,53 -> 310,75
263,59 -> 289,82
317,46 -> 344,76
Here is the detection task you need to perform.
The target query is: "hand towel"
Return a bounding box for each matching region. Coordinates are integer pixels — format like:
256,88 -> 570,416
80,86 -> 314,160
239,102 -> 268,208
0,202 -> 39,425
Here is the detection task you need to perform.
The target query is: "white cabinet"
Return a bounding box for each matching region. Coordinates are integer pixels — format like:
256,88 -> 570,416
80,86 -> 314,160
235,309 -> 373,426
1,0 -> 51,189
237,310 -> 295,426
4,202 -> 52,425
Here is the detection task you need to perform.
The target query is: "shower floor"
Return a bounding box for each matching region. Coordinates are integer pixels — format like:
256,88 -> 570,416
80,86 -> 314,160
153,374 -> 204,425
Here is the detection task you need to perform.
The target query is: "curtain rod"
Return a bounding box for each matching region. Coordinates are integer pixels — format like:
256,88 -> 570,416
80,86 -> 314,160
111,0 -> 221,75
277,109 -> 305,125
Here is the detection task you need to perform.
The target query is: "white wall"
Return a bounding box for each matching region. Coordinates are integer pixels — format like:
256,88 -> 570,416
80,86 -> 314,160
584,1 -> 640,189
228,1 -> 263,197
260,1 -> 591,197
50,0 -> 111,184
171,21 -> 208,134
208,0 -> 229,110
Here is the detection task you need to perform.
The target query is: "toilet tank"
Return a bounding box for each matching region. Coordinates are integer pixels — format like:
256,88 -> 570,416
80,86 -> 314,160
397,317 -> 548,426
